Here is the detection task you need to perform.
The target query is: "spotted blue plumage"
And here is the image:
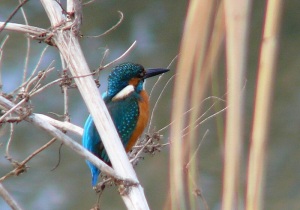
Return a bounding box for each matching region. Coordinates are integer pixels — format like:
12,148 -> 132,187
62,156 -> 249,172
83,94 -> 140,186
82,62 -> 169,186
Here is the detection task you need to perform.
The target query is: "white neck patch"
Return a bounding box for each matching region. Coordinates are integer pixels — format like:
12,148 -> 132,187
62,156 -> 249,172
112,85 -> 135,101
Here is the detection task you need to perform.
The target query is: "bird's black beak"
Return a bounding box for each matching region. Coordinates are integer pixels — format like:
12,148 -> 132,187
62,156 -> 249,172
144,68 -> 170,79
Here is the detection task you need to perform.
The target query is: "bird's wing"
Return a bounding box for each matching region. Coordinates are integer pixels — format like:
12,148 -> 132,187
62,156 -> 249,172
82,115 -> 110,163
83,94 -> 140,165
107,94 -> 140,146
82,115 -> 104,186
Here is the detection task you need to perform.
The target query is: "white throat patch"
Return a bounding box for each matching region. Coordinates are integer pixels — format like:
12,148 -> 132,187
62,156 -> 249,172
112,85 -> 135,101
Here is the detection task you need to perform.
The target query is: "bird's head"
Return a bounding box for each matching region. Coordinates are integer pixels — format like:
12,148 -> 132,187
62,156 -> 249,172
106,62 -> 169,101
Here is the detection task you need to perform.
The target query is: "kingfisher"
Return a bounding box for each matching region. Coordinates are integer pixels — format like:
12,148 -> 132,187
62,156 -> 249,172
82,62 -> 169,186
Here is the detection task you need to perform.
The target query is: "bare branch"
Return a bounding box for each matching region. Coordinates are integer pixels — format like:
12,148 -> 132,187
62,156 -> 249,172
0,95 -> 121,180
35,114 -> 83,136
0,183 -> 23,210
0,22 -> 47,36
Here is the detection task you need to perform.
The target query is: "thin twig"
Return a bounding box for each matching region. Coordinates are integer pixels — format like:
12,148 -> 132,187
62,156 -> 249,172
20,138 -> 57,169
50,142 -> 63,171
0,98 -> 27,123
158,96 -> 225,132
148,74 -> 175,133
19,0 -> 30,83
182,107 -> 227,138
186,130 -> 209,168
84,11 -> 124,38
24,63 -> 55,94
99,48 -> 109,68
186,174 -> 209,210
147,55 -> 177,132
12,48 -> 51,94
129,137 -> 153,164
30,77 -> 63,97
0,35 -> 10,93
99,41 -> 137,71
94,48 -> 109,80
5,123 -> 14,159
181,100 -> 222,135
0,0 -> 29,34
185,130 -> 210,210
28,72 -> 47,94
26,47 -> 50,88
148,55 -> 177,101
82,0 -> 96,6
54,41 -> 137,82
0,138 -> 57,182
63,85 -> 70,122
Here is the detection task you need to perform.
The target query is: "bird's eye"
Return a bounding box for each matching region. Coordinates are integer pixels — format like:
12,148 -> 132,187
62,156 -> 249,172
139,72 -> 145,78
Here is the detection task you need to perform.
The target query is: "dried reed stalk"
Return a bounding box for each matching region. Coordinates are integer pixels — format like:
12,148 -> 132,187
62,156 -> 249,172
169,0 -> 224,209
246,1 -> 283,210
222,1 -> 251,210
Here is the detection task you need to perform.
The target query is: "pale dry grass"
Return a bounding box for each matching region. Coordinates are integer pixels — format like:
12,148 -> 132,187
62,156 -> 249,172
168,0 -> 283,210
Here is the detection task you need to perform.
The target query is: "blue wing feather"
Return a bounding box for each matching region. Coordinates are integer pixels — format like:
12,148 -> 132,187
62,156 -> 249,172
82,92 -> 140,186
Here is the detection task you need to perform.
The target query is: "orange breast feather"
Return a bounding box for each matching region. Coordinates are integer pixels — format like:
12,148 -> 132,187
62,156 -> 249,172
125,90 -> 149,151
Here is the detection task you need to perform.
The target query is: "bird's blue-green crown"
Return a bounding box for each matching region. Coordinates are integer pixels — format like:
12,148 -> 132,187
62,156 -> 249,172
107,62 -> 145,98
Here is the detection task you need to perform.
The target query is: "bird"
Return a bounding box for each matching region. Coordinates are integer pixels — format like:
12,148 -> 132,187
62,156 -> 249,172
82,62 -> 169,186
